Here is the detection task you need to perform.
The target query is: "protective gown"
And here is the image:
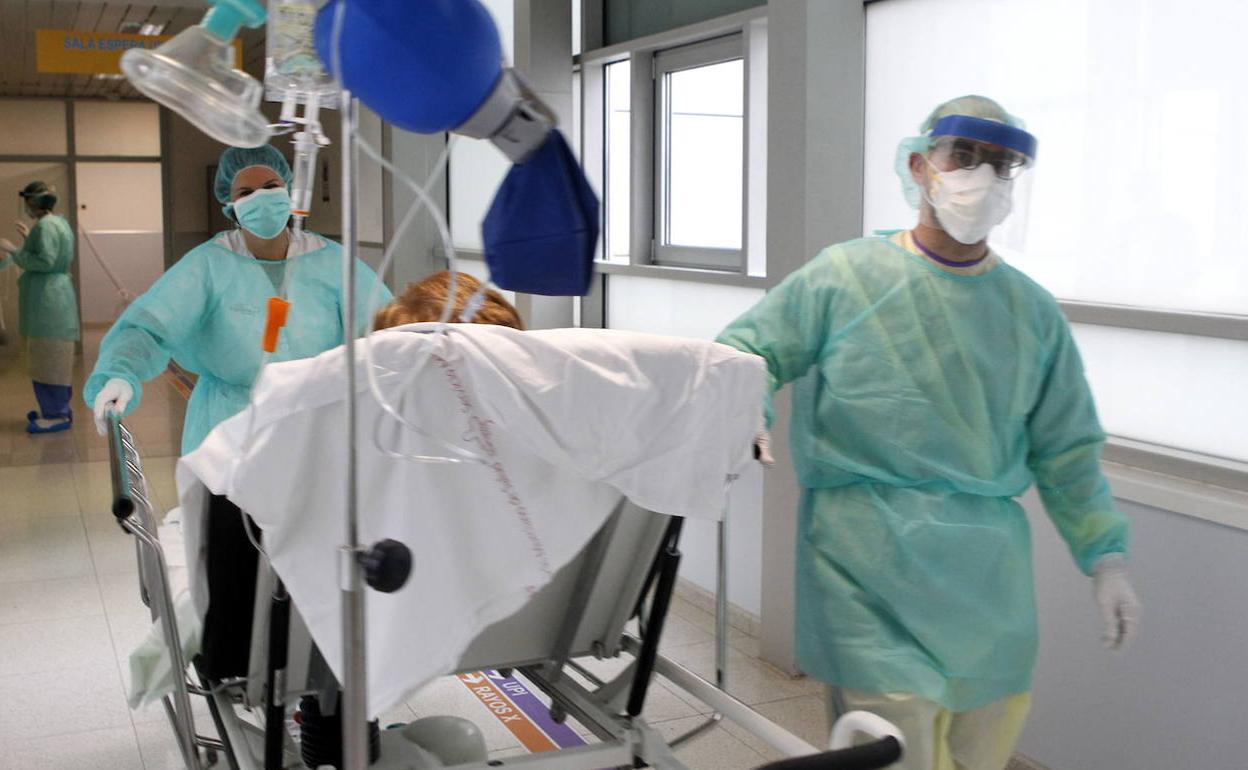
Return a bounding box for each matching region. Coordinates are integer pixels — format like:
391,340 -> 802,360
85,230 -> 390,454
717,235 -> 1129,711
6,213 -> 80,342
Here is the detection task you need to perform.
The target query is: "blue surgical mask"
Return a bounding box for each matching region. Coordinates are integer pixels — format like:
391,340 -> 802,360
227,188 -> 291,240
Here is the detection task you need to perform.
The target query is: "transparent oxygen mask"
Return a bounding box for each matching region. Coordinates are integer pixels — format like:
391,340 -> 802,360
120,1 -> 272,148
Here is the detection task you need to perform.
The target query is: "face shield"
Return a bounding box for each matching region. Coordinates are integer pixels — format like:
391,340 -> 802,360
924,115 -> 1037,253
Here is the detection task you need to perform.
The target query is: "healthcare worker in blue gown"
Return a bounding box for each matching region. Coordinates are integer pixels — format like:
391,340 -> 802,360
717,96 -> 1142,770
85,144 -> 391,679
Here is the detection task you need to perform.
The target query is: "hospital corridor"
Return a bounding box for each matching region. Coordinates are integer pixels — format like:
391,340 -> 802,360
0,332 -> 824,768
1,1 -> 1246,770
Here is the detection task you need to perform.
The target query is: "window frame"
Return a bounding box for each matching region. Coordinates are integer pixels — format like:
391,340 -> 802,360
579,6 -> 767,281
651,34 -> 746,271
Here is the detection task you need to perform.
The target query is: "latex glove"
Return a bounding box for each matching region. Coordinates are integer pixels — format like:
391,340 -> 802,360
754,429 -> 775,467
15,221 -> 29,238
0,237 -> 17,254
93,378 -> 135,436
1092,554 -> 1141,650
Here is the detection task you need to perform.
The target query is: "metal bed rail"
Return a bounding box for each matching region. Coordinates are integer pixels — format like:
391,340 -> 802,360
107,413 -> 220,769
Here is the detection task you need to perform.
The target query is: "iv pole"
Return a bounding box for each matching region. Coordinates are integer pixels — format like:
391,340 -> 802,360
339,90 -> 370,770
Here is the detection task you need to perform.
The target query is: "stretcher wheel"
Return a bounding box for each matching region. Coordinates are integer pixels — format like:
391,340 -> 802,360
205,748 -> 219,766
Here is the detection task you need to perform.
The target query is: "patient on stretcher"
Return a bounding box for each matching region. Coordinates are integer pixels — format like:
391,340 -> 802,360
198,271 -> 523,680
373,271 -> 523,331
131,271 -> 524,700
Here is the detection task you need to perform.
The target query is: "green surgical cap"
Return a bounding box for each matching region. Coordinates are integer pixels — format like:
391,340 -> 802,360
213,145 -> 294,204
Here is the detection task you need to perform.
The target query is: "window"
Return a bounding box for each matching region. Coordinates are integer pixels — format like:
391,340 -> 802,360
863,0 -> 1248,468
582,12 -> 766,279
654,38 -> 744,268
605,61 -> 632,263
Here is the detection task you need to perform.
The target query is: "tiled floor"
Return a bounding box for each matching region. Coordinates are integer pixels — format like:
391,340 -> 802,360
0,334 -> 827,769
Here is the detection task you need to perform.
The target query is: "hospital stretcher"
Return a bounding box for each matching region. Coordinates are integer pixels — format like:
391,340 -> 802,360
107,415 -> 904,770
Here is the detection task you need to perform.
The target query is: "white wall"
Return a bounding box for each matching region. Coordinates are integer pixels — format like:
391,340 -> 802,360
1020,491 -> 1247,769
450,0 -> 514,252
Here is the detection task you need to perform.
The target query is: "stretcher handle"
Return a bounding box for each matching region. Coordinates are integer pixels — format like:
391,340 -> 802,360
755,737 -> 902,770
107,413 -> 135,520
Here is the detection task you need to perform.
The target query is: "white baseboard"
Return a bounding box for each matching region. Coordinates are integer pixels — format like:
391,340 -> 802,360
673,578 -> 762,638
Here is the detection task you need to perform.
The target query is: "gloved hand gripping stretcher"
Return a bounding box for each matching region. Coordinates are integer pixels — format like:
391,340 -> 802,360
107,325 -> 905,769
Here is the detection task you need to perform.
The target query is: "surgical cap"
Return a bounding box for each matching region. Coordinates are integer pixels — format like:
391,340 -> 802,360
213,145 -> 294,204
19,180 -> 58,211
896,94 -> 1026,208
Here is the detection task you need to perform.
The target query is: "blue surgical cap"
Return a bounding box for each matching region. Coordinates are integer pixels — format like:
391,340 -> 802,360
213,145 -> 294,204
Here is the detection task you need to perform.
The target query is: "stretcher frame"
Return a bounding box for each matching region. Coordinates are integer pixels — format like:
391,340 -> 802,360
108,415 -> 903,770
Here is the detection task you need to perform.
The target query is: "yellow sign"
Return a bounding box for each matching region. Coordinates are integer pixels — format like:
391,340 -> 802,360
36,29 -> 244,76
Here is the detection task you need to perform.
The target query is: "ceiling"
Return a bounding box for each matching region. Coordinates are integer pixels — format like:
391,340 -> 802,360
0,1 -> 266,101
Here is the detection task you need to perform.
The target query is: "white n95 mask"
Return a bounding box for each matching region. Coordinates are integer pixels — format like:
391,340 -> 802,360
925,162 -> 1013,245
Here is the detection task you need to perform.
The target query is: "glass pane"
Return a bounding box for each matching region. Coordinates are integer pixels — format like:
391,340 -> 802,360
664,59 -> 743,250
1071,324 -> 1248,462
863,0 -> 1248,316
572,0 -> 582,55
74,102 -> 160,156
0,100 -> 67,155
605,60 -> 632,262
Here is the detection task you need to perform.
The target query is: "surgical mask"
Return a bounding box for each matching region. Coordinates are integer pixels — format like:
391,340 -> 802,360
229,188 -> 292,240
924,161 -> 1013,245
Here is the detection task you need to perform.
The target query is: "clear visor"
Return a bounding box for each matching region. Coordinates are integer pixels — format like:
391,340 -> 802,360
988,163 -> 1034,257
921,137 -> 1035,254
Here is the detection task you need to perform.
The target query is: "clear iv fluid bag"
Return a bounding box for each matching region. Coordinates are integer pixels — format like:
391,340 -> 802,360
265,0 -> 337,106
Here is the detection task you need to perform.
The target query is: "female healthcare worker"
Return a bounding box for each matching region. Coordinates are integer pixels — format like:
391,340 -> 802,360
717,96 -> 1142,770
86,144 -> 390,450
0,181 -> 81,434
86,144 -> 391,679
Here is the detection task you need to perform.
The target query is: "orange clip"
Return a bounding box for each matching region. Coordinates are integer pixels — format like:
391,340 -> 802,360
262,296 -> 291,353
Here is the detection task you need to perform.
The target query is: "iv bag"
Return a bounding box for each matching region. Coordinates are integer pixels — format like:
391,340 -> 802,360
265,0 -> 338,106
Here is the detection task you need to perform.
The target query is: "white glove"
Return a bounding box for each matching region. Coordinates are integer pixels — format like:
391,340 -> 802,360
15,221 -> 29,238
754,429 -> 775,467
93,378 -> 135,436
1092,554 -> 1141,650
0,237 -> 17,254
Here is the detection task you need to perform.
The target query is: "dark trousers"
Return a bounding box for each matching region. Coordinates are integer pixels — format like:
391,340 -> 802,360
198,494 -> 262,681
32,381 -> 72,419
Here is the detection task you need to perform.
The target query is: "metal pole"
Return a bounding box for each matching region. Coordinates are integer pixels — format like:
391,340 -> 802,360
339,92 -> 369,770
716,516 -> 728,688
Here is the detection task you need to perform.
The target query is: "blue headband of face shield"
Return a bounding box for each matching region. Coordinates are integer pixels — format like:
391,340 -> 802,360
930,115 -> 1038,161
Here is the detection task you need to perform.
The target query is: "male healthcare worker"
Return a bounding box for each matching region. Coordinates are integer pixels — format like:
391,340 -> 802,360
87,144 -> 390,678
0,181 -> 80,433
717,96 -> 1142,770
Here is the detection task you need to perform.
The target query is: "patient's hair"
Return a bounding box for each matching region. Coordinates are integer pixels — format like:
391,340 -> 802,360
373,271 -> 524,331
